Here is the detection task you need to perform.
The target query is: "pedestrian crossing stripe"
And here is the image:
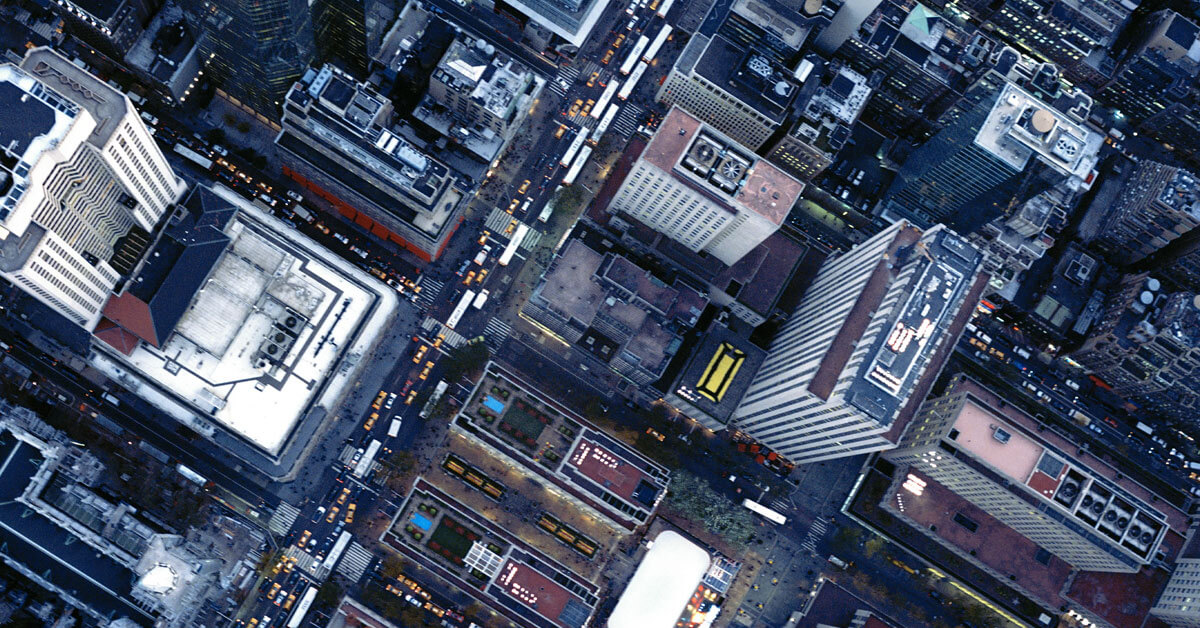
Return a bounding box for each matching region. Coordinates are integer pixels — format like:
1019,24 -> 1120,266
267,502 -> 300,535
484,317 -> 513,342
518,228 -> 541,251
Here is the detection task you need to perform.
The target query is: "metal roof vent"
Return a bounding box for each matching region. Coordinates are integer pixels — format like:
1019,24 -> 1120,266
993,428 -> 1012,444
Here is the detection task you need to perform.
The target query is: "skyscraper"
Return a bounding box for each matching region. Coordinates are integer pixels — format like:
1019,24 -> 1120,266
1153,532 -> 1200,626
732,221 -> 986,464
312,0 -> 369,78
608,107 -> 803,266
0,48 -> 185,328
887,375 -> 1174,573
1101,11 -> 1199,127
190,0 -> 314,118
50,0 -> 161,59
1090,161 -> 1200,265
881,81 -> 1101,231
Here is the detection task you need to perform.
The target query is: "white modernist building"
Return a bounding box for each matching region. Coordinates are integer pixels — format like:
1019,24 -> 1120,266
609,107 -> 803,266
0,47 -> 185,328
733,220 -> 986,464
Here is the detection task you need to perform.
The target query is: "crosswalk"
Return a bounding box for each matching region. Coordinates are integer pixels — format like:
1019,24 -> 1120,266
415,277 -> 442,309
267,502 -> 300,536
549,65 -> 582,97
484,317 -> 513,345
613,103 -> 642,137
518,226 -> 542,251
485,207 -> 518,234
336,542 -> 375,583
421,317 -> 467,348
800,517 -> 829,555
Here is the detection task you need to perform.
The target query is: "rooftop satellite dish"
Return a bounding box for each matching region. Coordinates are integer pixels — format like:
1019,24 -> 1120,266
774,80 -> 790,96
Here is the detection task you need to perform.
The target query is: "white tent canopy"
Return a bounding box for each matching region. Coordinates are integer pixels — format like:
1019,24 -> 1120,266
608,531 -> 711,628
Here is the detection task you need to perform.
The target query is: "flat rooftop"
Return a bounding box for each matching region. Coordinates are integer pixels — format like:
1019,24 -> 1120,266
842,226 -> 983,424
0,430 -> 154,625
643,107 -> 803,226
500,0 -> 608,47
90,186 -> 395,455
452,362 -> 670,530
21,47 -> 129,149
669,324 -> 767,427
975,82 -> 1102,180
608,531 -> 711,628
691,35 -> 799,123
384,478 -> 599,628
524,238 -> 706,380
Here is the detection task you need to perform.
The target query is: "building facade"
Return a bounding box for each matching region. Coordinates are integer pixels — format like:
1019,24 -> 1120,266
190,0 -> 314,118
609,107 -> 802,266
277,65 -> 470,261
1090,161 -> 1200,265
1153,532 -> 1200,627
0,48 -> 185,328
51,0 -> 161,59
732,221 -> 986,464
887,376 -> 1173,573
881,81 -> 1100,231
1071,274 -> 1200,423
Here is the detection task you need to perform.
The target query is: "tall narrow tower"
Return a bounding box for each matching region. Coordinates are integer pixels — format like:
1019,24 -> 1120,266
733,221 -> 986,464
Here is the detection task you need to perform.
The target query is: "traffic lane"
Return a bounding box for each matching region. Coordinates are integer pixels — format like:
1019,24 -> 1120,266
0,333 -> 275,508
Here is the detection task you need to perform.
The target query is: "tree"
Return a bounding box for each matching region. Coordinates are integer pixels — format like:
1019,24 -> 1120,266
863,536 -> 884,558
666,471 -> 754,547
314,578 -> 344,609
379,553 -> 407,579
204,128 -> 227,144
443,342 -> 490,383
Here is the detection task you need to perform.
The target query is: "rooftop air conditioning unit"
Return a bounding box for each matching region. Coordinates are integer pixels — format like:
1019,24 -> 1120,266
993,428 -> 1012,444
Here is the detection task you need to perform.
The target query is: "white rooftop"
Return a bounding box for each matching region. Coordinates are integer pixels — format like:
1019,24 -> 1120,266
974,82 -> 1102,183
91,186 -> 397,454
608,531 -> 710,628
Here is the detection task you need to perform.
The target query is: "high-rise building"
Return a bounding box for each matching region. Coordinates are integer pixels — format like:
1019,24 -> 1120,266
732,221 -> 986,464
608,107 -> 803,266
1071,274 -> 1200,423
887,375 -> 1175,573
767,64 -> 871,181
1101,11 -> 1198,128
880,81 -> 1101,231
1153,532 -> 1200,627
312,0 -> 369,78
0,48 -> 185,329
1090,161 -> 1200,265
952,0 -> 1138,73
657,34 -> 801,151
967,188 -> 1067,294
276,65 -> 470,261
50,0 -> 161,59
190,0 -> 314,118
832,0 -> 1000,137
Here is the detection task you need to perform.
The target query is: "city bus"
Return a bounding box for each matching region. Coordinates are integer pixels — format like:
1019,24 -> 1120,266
562,146 -> 592,186
643,25 -> 672,63
591,81 -> 619,119
560,128 -> 589,167
498,225 -> 529,266
620,35 -> 650,75
446,289 -> 477,330
286,586 -> 317,628
173,143 -> 213,170
743,498 -> 787,525
618,61 -> 648,100
592,104 -> 620,139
